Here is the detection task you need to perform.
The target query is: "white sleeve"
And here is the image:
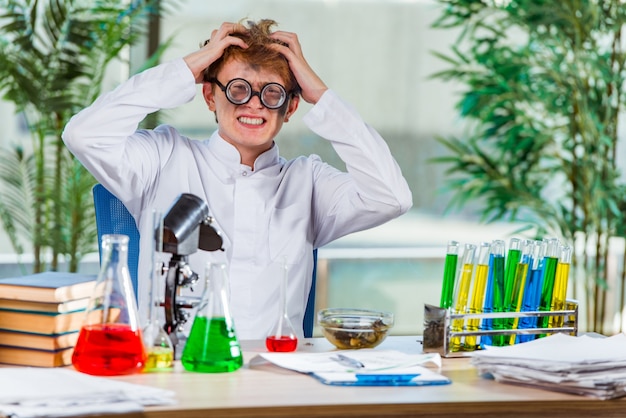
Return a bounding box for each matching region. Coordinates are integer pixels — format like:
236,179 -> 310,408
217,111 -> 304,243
302,89 -> 413,247
62,58 -> 197,200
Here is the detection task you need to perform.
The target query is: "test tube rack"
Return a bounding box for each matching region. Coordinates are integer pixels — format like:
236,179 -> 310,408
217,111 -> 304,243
422,300 -> 578,358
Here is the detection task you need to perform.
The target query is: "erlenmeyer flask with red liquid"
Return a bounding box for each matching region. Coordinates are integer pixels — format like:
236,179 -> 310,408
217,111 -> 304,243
72,234 -> 146,376
265,257 -> 298,352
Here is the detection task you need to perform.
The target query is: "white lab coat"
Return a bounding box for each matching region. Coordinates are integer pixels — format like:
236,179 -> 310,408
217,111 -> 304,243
62,58 -> 412,340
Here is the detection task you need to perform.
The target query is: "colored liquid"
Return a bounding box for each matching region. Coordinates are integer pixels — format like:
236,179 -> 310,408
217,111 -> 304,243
72,323 -> 146,376
450,263 -> 473,351
549,262 -> 570,327
266,335 -> 298,352
145,346 -> 174,372
507,262 -> 529,344
490,255 -> 507,346
181,316 -> 243,373
440,253 -> 458,309
538,256 -> 559,331
464,263 -> 489,350
503,249 -> 522,306
517,268 -> 544,343
480,254 -> 501,347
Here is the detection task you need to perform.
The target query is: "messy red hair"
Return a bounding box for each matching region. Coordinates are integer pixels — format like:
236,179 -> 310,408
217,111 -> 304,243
202,19 -> 300,95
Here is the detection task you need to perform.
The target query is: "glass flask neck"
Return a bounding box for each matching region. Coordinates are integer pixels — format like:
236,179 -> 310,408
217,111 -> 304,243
102,234 -> 129,265
198,263 -> 231,320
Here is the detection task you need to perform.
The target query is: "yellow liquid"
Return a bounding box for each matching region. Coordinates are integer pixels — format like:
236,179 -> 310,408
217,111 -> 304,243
450,263 -> 473,351
464,264 -> 488,350
144,346 -> 174,372
508,262 -> 529,345
549,262 -> 570,328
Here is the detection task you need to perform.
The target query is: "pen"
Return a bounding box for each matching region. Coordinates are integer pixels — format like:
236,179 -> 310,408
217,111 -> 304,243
331,354 -> 365,369
355,374 -> 420,384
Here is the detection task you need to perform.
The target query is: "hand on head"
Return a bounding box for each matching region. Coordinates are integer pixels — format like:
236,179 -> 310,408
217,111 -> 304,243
183,22 -> 249,83
266,31 -> 327,105
184,20 -> 328,105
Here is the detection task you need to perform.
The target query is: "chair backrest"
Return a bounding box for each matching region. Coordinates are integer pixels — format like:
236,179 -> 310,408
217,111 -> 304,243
92,183 -> 318,337
92,184 -> 141,298
303,249 -> 317,338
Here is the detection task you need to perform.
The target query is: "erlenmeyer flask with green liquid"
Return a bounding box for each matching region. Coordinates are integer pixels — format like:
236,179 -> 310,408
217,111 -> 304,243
181,262 -> 243,373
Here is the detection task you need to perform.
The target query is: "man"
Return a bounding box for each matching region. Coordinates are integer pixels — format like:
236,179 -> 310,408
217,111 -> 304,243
63,20 -> 412,340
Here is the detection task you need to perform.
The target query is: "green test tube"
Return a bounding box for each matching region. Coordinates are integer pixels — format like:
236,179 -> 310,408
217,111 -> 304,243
439,241 -> 460,309
507,240 -> 533,344
503,238 -> 522,311
538,238 -> 560,332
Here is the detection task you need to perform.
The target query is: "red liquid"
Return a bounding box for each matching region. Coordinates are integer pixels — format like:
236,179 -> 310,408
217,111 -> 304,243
266,335 -> 298,352
72,323 -> 146,376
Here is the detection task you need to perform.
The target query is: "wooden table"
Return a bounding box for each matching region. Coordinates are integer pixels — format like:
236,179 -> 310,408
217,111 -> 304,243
106,336 -> 625,418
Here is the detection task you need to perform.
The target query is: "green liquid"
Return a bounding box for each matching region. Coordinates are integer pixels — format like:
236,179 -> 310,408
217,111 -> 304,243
503,248 -> 522,309
181,316 -> 243,373
538,257 -> 559,330
440,253 -> 458,309
491,254 -> 507,346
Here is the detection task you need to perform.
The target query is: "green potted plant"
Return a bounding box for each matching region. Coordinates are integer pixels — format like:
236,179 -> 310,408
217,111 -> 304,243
430,0 -> 626,334
0,0 -> 168,273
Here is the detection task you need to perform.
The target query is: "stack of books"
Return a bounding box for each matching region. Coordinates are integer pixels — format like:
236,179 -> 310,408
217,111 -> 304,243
0,272 -> 97,367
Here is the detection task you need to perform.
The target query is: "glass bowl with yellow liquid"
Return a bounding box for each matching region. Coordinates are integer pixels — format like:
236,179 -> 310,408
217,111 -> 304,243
317,308 -> 394,349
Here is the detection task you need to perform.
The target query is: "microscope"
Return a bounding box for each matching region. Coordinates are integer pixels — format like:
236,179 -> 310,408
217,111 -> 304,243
156,193 -> 223,351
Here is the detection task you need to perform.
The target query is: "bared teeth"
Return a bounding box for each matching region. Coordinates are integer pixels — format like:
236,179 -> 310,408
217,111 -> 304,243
238,116 -> 263,125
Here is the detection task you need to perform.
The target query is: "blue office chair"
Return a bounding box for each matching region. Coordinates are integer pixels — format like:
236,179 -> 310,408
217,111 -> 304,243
92,183 -> 318,337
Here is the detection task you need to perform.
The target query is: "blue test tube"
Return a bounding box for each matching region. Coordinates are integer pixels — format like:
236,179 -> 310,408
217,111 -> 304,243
480,239 -> 505,347
517,240 -> 547,343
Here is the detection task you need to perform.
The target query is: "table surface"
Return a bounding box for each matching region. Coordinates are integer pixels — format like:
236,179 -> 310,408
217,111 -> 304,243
106,336 -> 625,418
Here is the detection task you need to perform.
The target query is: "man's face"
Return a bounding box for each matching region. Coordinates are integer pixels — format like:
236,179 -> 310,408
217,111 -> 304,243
202,58 -> 299,166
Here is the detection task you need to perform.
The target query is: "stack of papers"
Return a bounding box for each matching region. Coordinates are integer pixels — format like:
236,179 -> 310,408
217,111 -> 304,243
470,333 -> 626,399
0,368 -> 176,418
250,349 -> 451,386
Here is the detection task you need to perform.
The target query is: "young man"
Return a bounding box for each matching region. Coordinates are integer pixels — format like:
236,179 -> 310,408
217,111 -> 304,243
63,20 -> 412,340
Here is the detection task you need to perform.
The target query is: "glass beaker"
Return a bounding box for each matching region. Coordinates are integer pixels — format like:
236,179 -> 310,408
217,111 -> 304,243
265,258 -> 298,352
181,263 -> 243,373
72,234 -> 146,376
142,210 -> 174,372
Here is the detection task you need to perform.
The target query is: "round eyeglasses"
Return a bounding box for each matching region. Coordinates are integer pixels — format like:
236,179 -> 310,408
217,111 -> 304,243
209,78 -> 288,110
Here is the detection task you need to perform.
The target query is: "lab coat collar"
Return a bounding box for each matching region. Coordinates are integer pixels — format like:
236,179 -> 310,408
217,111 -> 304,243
208,131 -> 281,173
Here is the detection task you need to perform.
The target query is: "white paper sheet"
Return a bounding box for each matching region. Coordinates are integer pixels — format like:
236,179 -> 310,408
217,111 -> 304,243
470,333 -> 626,399
0,368 -> 176,418
250,349 -> 442,373
249,349 -> 449,386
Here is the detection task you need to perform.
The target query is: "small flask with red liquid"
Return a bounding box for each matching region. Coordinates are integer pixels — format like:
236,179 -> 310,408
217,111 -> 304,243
265,258 -> 298,352
72,234 -> 146,376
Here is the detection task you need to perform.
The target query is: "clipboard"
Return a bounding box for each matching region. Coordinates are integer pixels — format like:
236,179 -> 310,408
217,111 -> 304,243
310,368 -> 451,387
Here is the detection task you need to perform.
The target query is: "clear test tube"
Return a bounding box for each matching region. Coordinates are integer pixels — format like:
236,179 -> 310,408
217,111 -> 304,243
449,243 -> 476,351
440,240 -> 460,309
464,242 -> 491,350
481,239 -> 505,347
549,245 -> 572,328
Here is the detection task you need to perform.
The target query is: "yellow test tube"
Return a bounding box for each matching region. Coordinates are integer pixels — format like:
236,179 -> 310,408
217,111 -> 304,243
549,245 -> 571,328
464,242 -> 491,351
449,243 -> 476,352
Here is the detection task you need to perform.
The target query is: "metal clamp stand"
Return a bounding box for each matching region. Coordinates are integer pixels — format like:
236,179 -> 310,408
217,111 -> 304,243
423,300 -> 578,357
